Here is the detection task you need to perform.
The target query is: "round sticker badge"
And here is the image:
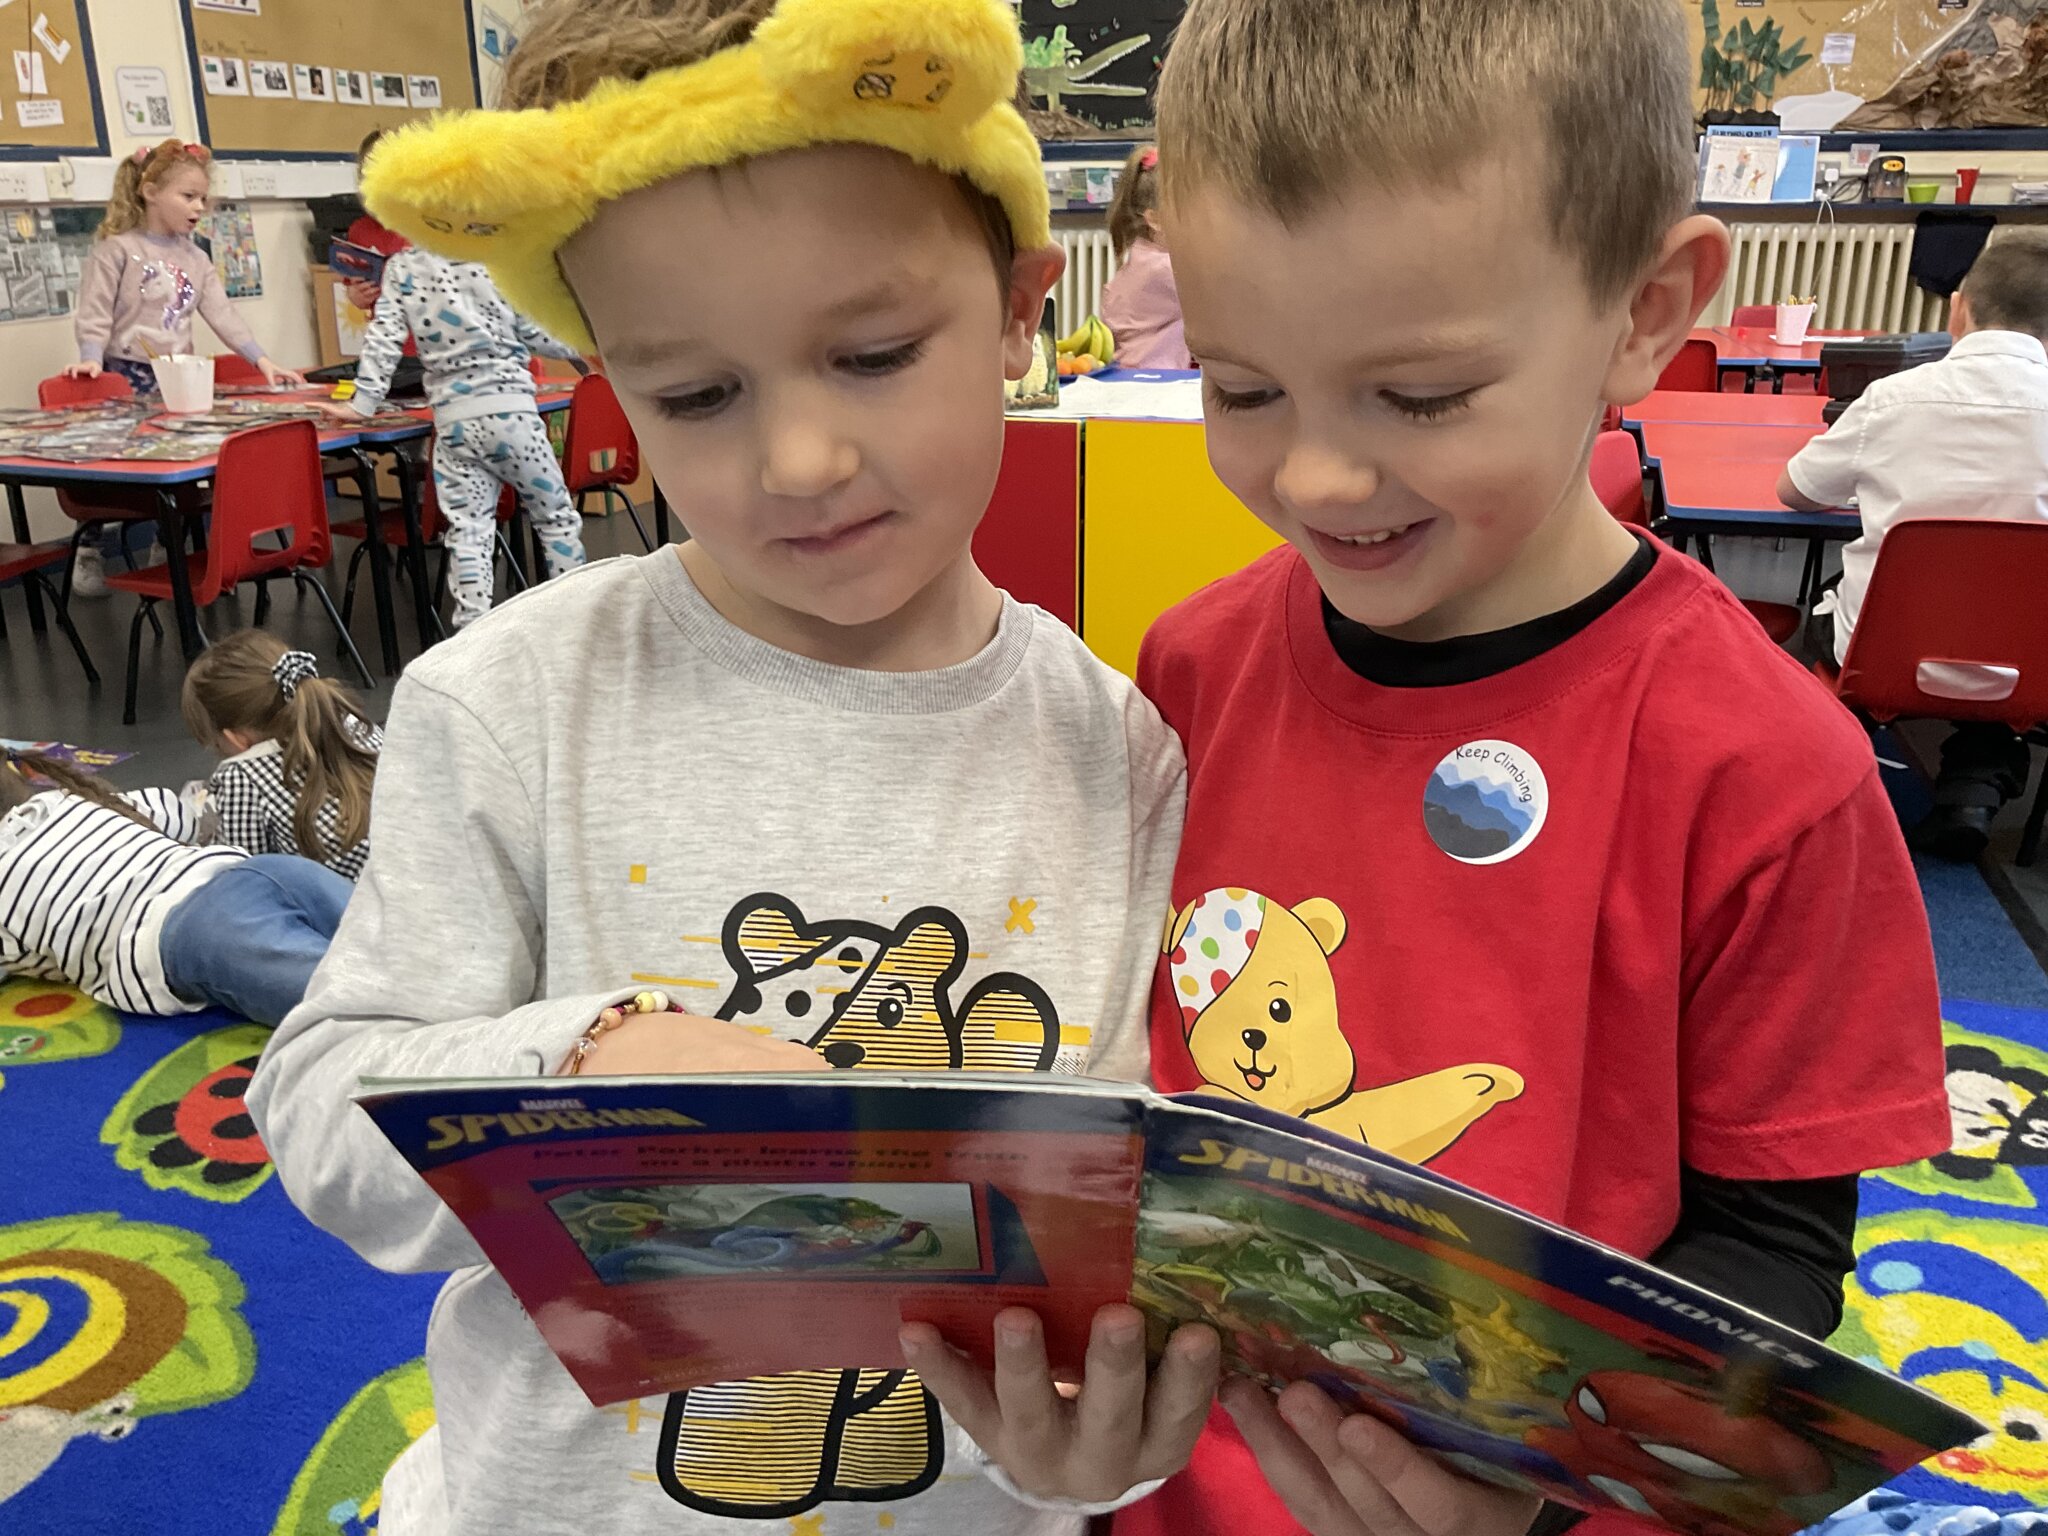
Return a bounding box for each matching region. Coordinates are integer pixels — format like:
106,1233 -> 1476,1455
1422,740 -> 1549,865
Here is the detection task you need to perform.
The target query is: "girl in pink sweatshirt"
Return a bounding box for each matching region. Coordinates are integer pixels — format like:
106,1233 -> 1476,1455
1098,146 -> 1191,370
67,139 -> 303,396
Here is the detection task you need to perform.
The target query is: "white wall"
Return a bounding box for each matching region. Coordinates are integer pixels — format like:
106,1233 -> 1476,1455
2,1 -> 332,534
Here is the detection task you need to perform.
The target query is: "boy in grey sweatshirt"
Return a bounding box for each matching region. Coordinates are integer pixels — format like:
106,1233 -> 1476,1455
248,2 -> 1221,1531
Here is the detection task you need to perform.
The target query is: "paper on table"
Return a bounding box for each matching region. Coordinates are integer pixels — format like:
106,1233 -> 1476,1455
1033,374 -> 1204,422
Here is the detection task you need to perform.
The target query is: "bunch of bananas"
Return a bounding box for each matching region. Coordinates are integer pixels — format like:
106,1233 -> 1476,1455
1056,316 -> 1116,376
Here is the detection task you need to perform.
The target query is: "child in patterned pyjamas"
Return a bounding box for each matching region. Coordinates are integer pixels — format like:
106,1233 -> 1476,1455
327,247 -> 591,627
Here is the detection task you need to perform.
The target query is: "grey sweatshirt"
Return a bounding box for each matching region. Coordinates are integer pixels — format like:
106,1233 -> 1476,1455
246,550 -> 1186,1536
348,246 -> 581,422
74,229 -> 261,365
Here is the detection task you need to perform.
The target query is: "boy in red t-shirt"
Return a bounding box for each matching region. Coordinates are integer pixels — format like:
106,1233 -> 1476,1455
1116,3 -> 1953,1535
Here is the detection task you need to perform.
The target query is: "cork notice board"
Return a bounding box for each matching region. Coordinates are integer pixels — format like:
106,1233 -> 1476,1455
1,0 -> 107,157
185,0 -> 480,157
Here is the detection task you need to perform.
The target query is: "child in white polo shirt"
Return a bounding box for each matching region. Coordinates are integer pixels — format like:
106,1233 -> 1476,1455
1781,229 -> 2048,860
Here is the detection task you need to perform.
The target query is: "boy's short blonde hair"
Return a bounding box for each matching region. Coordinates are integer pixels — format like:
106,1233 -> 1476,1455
1962,230 -> 2048,341
499,0 -> 1015,279
1155,0 -> 1697,307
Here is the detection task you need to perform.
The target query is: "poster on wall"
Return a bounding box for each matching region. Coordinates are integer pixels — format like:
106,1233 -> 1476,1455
115,65 -> 175,135
292,63 -> 332,103
335,68 -> 369,106
0,206 -> 97,325
1686,0 -> 2048,131
370,70 -> 407,108
473,0 -> 541,107
1017,1 -> 1174,139
200,55 -> 248,96
196,201 -> 261,298
249,59 -> 291,98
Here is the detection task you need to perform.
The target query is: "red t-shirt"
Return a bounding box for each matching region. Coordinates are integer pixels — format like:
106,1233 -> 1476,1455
1118,541 -> 1950,1536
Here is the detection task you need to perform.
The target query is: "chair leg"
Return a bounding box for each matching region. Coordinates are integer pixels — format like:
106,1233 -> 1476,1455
253,578 -> 271,628
619,491 -> 654,554
122,601 -> 150,725
495,530 -> 530,591
33,573 -> 99,687
2021,746 -> 2048,869
297,571 -> 376,691
340,540 -> 371,627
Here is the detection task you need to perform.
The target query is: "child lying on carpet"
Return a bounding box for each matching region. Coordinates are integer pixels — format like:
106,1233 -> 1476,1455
183,630 -> 383,881
0,749 -> 353,1026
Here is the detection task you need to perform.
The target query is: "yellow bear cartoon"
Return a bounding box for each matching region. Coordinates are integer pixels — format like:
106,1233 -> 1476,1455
1166,888 -> 1523,1163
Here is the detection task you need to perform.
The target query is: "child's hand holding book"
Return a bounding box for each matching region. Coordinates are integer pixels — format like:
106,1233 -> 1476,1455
903,1302 -> 1221,1507
563,990 -> 830,1077
1221,1378 -> 1542,1536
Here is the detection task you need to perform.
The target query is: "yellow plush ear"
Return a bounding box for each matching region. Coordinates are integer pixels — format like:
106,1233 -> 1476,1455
1293,898 -> 1347,958
1163,901 -> 1195,957
756,0 -> 1021,125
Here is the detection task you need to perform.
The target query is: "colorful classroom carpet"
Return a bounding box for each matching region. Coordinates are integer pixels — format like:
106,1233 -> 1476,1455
3,980 -> 2047,1533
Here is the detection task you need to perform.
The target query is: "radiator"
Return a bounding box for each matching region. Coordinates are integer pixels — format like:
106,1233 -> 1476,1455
1712,219 -> 1953,333
1054,228 -> 1120,331
1064,218 -> 1962,338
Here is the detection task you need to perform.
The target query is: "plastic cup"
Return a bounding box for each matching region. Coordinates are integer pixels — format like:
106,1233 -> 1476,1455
1774,303 -> 1816,344
1956,168 -> 1980,204
151,355 -> 215,413
1906,181 -> 1940,204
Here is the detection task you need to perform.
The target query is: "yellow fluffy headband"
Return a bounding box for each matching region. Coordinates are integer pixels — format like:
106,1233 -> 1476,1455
361,0 -> 1050,351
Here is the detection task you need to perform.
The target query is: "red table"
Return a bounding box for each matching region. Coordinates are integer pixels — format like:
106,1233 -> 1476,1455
1637,418 -> 1857,604
0,388 -> 576,676
1621,390 -> 1827,428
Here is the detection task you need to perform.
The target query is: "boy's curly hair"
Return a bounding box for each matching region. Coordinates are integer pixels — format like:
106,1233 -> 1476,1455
497,0 -> 777,110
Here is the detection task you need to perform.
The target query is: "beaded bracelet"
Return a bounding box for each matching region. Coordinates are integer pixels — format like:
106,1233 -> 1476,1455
563,990 -> 686,1076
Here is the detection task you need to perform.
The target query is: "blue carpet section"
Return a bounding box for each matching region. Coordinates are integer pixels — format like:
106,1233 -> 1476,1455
0,988 -> 439,1535
1917,855 -> 2048,1011
4,838 -> 2046,1533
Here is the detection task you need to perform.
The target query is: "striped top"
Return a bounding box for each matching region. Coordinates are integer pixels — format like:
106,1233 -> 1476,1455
0,786 -> 244,1015
208,727 -> 381,881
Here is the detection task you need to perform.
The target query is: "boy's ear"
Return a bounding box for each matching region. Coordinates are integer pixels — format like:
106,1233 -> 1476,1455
1002,243 -> 1066,381
1602,215 -> 1732,406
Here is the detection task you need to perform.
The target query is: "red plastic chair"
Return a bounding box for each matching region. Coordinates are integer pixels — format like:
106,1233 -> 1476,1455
1655,338 -> 1721,393
561,374 -> 653,551
105,420 -> 371,722
1590,430 -> 1647,528
1730,305 -> 1775,329
211,353 -> 267,386
1815,519 -> 2048,863
37,372 -> 163,584
333,455 -> 522,636
1590,428 -> 1801,644
0,539 -> 98,684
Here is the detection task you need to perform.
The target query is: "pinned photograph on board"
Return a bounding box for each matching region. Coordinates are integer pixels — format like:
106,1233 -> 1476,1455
250,60 -> 292,99
293,64 -> 332,103
200,56 -> 249,97
335,69 -> 370,107
371,71 -> 407,108
406,74 -> 442,109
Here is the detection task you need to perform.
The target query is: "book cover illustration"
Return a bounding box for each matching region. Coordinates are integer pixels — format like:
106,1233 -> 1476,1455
1134,1104 -> 1974,1536
328,239 -> 389,285
358,1074 -> 1984,1536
